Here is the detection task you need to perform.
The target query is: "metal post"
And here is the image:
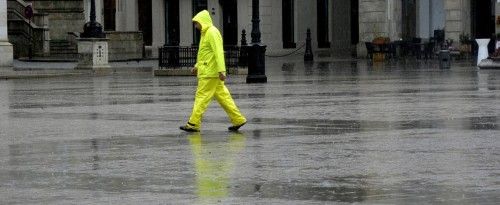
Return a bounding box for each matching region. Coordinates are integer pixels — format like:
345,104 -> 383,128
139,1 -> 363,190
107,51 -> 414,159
241,29 -> 247,46
251,0 -> 261,44
239,29 -> 248,67
90,0 -> 96,22
80,0 -> 105,38
304,28 -> 313,61
246,0 -> 267,83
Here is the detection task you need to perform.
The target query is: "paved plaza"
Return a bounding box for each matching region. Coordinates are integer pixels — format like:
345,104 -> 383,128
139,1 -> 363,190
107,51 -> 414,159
0,57 -> 499,204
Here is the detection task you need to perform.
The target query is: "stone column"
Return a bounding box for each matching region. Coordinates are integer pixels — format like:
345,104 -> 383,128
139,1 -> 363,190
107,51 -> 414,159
357,0 -> 401,57
116,0 -> 138,31
0,0 -> 13,68
151,0 -> 165,57
496,1 -> 500,35
84,0 -> 90,22
444,0 -> 470,42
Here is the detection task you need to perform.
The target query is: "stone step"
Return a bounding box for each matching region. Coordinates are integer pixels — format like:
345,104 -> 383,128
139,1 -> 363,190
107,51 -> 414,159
50,44 -> 76,49
50,41 -> 77,50
50,40 -> 77,58
50,42 -> 73,46
50,48 -> 77,52
49,53 -> 78,59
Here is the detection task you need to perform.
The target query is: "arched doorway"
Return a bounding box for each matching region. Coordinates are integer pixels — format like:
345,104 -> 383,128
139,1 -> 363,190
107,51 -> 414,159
282,0 -> 296,48
402,0 -> 416,40
471,0 -> 495,39
138,0 -> 153,46
103,0 -> 116,31
317,0 -> 330,48
350,0 -> 358,46
165,0 -> 180,46
192,0 -> 208,45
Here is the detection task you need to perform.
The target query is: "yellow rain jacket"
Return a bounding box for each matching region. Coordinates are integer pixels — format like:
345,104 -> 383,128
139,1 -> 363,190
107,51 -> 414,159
187,10 -> 246,130
192,10 -> 226,78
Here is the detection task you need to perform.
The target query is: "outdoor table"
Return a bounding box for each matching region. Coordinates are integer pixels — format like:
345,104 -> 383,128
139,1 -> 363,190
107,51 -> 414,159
476,39 -> 490,66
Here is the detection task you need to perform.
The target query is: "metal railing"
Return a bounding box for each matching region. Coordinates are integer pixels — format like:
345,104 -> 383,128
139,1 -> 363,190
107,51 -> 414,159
159,46 -> 248,69
7,0 -> 50,57
8,0 -> 49,27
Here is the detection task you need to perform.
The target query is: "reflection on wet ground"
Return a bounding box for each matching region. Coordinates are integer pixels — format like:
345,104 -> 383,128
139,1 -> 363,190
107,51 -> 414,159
1,58 -> 499,203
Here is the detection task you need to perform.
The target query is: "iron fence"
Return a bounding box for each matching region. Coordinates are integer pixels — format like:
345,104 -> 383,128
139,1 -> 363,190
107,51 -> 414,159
159,46 -> 247,69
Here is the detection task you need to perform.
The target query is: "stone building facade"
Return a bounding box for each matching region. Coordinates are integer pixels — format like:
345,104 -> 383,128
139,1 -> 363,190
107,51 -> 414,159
82,0 -> 500,57
90,0 -> 357,57
5,0 -> 499,59
32,0 -> 85,40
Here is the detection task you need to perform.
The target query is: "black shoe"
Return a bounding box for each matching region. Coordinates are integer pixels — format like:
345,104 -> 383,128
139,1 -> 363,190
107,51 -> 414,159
228,122 -> 246,131
180,123 -> 199,132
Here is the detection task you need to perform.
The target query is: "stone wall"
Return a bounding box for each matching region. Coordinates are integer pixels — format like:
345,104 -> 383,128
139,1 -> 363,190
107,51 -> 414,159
359,0 -> 387,43
357,0 -> 401,57
33,0 -> 85,40
105,31 -> 144,61
444,0 -> 470,42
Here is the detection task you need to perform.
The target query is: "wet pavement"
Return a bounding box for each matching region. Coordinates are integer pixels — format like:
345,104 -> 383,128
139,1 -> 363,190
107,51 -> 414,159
1,57 -> 499,204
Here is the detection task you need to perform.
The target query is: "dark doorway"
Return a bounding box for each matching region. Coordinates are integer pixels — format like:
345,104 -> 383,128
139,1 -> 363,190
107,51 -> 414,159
350,0 -> 359,45
471,0 -> 495,39
138,0 -> 153,46
402,0 -> 416,40
192,0 -> 208,45
103,0 -> 116,31
165,0 -> 180,46
221,0 -> 238,45
317,0 -> 330,48
282,0 -> 295,48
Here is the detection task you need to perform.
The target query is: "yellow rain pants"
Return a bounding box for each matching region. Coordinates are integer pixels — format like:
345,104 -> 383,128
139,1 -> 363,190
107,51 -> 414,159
188,78 -> 246,129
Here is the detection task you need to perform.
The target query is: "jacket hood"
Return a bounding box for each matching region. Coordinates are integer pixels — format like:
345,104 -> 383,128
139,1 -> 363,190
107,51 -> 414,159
192,10 -> 212,32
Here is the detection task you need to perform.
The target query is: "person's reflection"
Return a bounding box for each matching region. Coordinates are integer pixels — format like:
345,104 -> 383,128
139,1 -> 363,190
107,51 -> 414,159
188,132 -> 246,203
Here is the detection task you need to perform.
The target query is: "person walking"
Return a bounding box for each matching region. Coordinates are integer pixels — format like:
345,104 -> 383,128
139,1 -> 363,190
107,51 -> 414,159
180,10 -> 247,132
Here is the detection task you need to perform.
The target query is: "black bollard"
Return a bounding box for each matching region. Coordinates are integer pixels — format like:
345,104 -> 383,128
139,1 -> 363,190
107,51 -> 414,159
246,0 -> 267,83
304,29 -> 314,62
241,29 -> 247,46
239,30 -> 248,67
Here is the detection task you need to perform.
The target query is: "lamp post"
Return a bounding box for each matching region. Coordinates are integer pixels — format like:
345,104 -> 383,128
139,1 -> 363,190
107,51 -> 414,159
246,0 -> 267,83
80,0 -> 105,38
75,0 -> 109,72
